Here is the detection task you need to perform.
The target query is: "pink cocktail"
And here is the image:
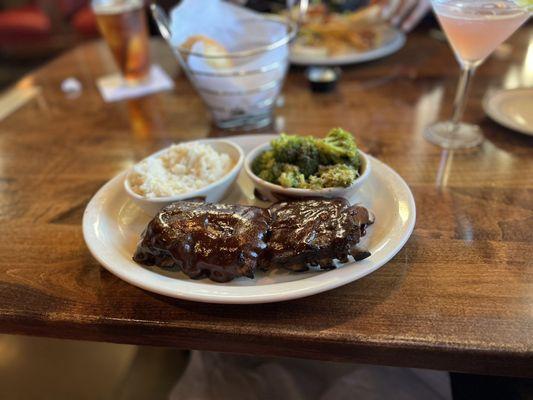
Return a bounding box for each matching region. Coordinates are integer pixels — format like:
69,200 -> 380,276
425,0 -> 530,149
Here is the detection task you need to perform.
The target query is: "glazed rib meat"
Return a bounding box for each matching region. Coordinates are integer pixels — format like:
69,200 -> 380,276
133,199 -> 374,282
133,201 -> 270,282
259,198 -> 374,272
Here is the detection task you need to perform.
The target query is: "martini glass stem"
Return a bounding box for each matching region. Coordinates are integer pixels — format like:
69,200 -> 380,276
451,63 -> 476,126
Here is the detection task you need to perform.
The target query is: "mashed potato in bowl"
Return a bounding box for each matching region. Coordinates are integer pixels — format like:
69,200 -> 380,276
128,142 -> 233,198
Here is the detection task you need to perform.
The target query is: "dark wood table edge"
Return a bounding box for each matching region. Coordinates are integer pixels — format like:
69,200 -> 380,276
1,313 -> 531,378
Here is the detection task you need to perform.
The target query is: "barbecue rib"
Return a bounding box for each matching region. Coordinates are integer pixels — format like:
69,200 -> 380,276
133,201 -> 270,282
133,199 -> 374,282
259,198 -> 374,272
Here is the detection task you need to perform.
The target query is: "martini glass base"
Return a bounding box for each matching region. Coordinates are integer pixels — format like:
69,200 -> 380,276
424,121 -> 483,149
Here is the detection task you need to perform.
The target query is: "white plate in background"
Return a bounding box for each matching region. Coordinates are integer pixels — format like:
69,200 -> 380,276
83,134 -> 416,304
483,88 -> 533,136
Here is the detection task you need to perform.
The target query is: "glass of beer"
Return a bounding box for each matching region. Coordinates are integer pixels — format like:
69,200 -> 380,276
92,0 -> 151,84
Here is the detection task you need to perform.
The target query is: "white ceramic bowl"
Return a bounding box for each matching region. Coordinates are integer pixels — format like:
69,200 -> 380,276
244,142 -> 371,200
124,139 -> 244,215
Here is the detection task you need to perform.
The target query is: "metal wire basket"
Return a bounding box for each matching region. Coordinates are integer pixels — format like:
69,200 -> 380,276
151,2 -> 297,130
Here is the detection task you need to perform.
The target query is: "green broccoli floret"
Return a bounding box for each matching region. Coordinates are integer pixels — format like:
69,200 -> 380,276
315,164 -> 358,188
278,164 -> 306,188
316,127 -> 359,170
253,129 -> 361,188
301,175 -> 324,190
251,150 -> 283,183
271,133 -> 320,177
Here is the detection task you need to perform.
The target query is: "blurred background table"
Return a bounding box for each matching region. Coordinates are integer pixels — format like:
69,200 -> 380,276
0,25 -> 532,378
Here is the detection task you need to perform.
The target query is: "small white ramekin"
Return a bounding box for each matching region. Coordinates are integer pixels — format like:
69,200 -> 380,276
124,139 -> 244,215
244,142 -> 371,201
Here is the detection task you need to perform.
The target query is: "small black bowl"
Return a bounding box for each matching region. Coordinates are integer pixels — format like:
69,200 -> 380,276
306,67 -> 341,93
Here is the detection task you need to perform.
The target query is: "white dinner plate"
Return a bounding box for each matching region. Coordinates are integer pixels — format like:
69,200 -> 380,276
83,134 -> 416,304
290,27 -> 406,66
483,88 -> 533,136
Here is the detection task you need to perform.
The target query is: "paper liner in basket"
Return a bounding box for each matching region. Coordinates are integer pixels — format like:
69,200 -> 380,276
170,0 -> 289,121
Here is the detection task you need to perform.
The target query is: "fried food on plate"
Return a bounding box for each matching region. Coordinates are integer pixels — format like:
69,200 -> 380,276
295,4 -> 387,56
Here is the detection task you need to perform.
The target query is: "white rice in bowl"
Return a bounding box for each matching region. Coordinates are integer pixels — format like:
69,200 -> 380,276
128,142 -> 233,198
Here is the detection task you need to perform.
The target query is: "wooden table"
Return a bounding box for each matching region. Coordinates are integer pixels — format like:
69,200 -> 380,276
1,26 -> 532,378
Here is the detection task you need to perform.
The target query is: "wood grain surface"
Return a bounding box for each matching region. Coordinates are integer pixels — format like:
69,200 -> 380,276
0,25 -> 532,377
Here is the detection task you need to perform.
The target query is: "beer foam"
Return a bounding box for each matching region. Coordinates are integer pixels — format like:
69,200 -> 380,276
92,0 -> 144,15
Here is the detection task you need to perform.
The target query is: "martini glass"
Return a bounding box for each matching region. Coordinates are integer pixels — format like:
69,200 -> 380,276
425,0 -> 530,149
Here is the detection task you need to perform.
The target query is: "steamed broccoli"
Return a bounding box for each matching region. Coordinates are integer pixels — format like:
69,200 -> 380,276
316,164 -> 358,188
251,150 -> 283,183
278,165 -> 306,188
271,133 -> 320,177
301,175 -> 324,190
252,128 -> 361,189
316,127 -> 359,171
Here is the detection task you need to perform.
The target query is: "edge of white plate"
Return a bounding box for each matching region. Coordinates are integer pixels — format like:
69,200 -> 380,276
290,29 -> 406,66
83,134 -> 416,304
483,88 -> 533,136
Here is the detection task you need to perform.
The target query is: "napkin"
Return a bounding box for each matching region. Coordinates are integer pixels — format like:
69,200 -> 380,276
96,65 -> 174,103
169,0 -> 289,121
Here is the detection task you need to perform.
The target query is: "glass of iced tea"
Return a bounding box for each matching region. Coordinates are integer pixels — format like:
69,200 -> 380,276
92,0 -> 151,84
